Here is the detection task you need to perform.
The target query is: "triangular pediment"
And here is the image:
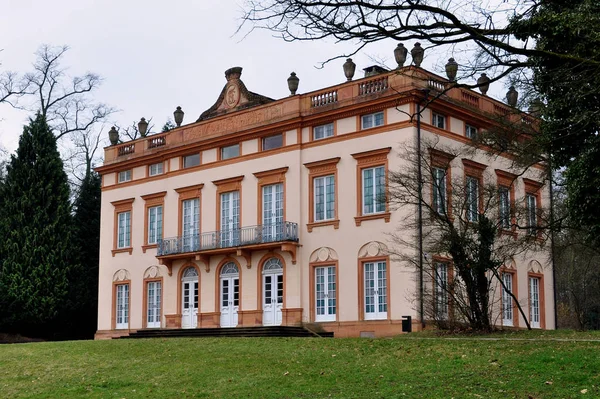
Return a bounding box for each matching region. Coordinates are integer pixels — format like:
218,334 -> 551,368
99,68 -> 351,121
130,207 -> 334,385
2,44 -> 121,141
197,67 -> 274,122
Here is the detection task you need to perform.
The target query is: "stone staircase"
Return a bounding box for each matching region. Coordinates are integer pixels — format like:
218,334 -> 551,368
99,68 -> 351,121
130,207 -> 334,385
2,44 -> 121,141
117,326 -> 334,339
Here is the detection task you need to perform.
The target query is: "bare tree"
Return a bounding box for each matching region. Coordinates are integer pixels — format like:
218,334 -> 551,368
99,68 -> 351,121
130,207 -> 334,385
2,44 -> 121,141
0,49 -> 31,107
388,137 -> 549,331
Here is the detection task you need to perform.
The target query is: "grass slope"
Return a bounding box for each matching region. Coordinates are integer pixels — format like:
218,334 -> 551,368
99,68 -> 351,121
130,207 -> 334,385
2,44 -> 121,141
1,332 -> 599,398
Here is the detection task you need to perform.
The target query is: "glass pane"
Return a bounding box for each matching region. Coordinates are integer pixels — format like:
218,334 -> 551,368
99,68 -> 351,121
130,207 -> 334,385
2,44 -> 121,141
363,168 -> 374,214
221,144 -> 240,160
262,134 -> 283,150
325,175 -> 335,220
314,177 -> 325,221
183,154 -> 200,168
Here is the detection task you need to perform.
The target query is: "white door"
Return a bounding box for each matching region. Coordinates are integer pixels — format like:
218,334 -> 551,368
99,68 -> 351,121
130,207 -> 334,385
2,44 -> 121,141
364,261 -> 388,320
262,183 -> 284,241
181,268 -> 198,328
315,266 -> 336,322
220,262 -> 240,328
502,273 -> 513,327
262,258 -> 283,326
220,191 -> 240,247
529,277 -> 540,328
182,198 -> 199,251
115,284 -> 129,329
146,281 -> 161,328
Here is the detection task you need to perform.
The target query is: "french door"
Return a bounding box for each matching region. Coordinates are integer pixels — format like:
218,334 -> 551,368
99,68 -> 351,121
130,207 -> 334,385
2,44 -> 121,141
182,198 -> 199,251
263,258 -> 283,326
262,183 -> 283,241
502,273 -> 514,327
364,261 -> 387,320
529,277 -> 540,328
315,266 -> 336,322
220,191 -> 240,247
181,268 -> 198,328
220,262 -> 239,328
115,284 -> 129,329
146,281 -> 161,328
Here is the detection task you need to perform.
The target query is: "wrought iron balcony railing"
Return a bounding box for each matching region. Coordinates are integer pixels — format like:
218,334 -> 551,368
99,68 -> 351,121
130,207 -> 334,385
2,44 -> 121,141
157,221 -> 299,256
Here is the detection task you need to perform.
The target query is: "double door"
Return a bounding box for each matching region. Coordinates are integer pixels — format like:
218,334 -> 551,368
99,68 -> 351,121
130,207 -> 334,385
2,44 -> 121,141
146,281 -> 161,328
220,272 -> 240,328
262,183 -> 283,241
182,277 -> 198,328
221,191 -> 240,247
263,268 -> 283,326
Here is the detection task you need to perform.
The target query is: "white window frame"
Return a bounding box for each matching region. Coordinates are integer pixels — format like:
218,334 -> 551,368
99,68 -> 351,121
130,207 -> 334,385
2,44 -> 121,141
117,211 -> 131,248
502,272 -> 514,326
183,153 -> 200,168
313,123 -> 334,140
466,176 -> 479,222
149,162 -> 164,176
432,167 -> 447,215
147,205 -> 163,245
118,170 -> 132,183
115,283 -> 129,329
313,175 -> 335,222
361,111 -> 384,129
221,144 -> 240,160
526,194 -> 537,235
315,265 -> 336,322
499,186 -> 511,229
362,166 -> 386,215
465,124 -> 478,139
529,276 -> 541,328
432,113 -> 446,129
434,262 -> 449,320
363,261 -> 388,320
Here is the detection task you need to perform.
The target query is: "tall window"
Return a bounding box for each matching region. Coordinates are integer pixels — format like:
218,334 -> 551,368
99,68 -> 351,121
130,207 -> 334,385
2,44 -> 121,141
434,262 -> 449,320
115,283 -> 129,329
118,170 -> 132,183
182,198 -> 200,251
362,166 -> 386,215
466,176 -> 479,222
183,154 -> 200,168
361,111 -> 384,129
499,187 -> 511,229
465,124 -> 478,139
314,175 -> 335,221
221,144 -> 240,160
529,276 -> 541,328
147,205 -> 163,245
314,123 -> 334,140
117,211 -> 131,248
432,113 -> 446,129
315,266 -> 336,322
262,134 -> 283,150
502,272 -> 514,326
432,167 -> 447,214
526,194 -> 537,235
364,261 -> 387,320
149,162 -> 164,176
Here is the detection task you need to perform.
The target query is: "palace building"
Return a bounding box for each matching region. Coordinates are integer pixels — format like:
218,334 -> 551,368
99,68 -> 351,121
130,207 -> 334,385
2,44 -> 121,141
95,63 -> 555,339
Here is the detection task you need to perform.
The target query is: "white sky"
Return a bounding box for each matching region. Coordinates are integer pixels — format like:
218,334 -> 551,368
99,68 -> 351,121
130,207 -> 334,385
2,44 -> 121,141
0,0 -> 499,157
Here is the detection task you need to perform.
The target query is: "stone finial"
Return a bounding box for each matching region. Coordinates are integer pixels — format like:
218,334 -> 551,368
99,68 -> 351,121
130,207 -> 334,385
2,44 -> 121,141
506,86 -> 519,107
343,58 -> 356,81
174,106 -> 184,127
477,73 -> 490,95
411,43 -> 424,67
287,72 -> 299,96
394,43 -> 408,68
138,117 -> 148,137
108,126 -> 119,145
445,58 -> 458,81
225,67 -> 243,81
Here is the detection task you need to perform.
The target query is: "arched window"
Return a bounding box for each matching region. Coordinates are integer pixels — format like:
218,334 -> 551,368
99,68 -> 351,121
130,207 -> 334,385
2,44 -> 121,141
182,267 -> 198,279
221,262 -> 239,276
263,258 -> 283,273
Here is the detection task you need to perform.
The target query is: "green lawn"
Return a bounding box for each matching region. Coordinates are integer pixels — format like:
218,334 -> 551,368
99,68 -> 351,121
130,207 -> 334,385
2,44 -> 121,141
1,331 -> 599,398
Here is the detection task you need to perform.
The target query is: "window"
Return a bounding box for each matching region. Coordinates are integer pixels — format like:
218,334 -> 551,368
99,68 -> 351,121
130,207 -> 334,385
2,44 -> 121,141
465,124 -> 478,139
434,262 -> 449,320
529,276 -> 541,328
432,113 -> 446,129
182,198 -> 200,251
466,176 -> 479,222
115,283 -> 129,329
362,166 -> 386,215
432,167 -> 447,215
363,261 -> 388,320
149,162 -> 164,176
502,272 -> 514,327
262,134 -> 283,151
145,280 -> 161,328
183,153 -> 200,168
361,111 -> 384,129
526,194 -> 537,235
118,170 -> 132,183
313,123 -> 334,140
221,144 -> 240,160
147,205 -> 163,245
117,211 -> 131,248
314,175 -> 335,221
315,266 -> 336,322
499,186 -> 511,229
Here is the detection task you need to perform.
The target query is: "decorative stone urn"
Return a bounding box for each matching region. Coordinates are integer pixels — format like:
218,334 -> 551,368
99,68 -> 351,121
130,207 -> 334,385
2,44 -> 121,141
506,86 -> 519,107
174,106 -> 184,127
411,43 -> 424,67
138,117 -> 148,137
528,98 -> 543,116
108,126 -> 119,145
445,58 -> 458,81
394,43 -> 408,68
477,73 -> 490,95
343,58 -> 356,81
287,72 -> 299,95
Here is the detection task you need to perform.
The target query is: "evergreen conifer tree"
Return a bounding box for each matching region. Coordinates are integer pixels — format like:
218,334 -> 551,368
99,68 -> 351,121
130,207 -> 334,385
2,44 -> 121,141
0,113 -> 75,336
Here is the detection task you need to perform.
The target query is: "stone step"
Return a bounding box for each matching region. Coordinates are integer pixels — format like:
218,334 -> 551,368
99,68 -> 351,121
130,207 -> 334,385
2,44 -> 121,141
117,326 -> 333,339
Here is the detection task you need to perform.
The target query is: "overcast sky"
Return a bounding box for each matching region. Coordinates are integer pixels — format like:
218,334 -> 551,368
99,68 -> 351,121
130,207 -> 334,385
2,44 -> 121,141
0,0 -> 500,157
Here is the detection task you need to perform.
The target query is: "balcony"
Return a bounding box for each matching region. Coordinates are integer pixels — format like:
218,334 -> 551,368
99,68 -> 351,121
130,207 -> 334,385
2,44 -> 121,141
156,221 -> 299,274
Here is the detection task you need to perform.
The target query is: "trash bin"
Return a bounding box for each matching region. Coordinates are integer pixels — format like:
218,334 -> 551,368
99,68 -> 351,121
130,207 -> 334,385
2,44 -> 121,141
402,316 -> 412,333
